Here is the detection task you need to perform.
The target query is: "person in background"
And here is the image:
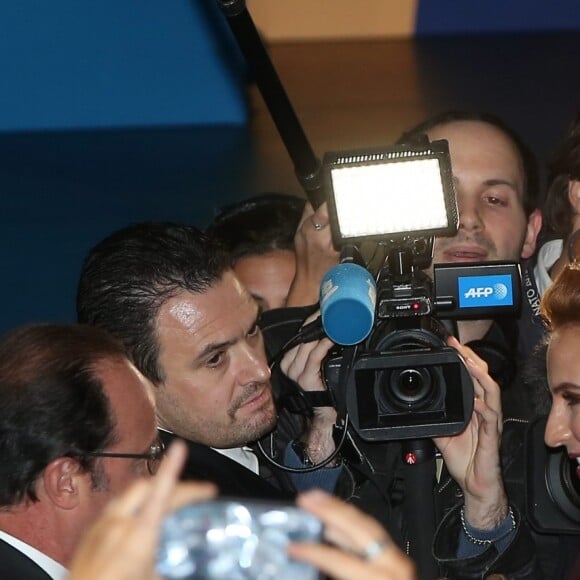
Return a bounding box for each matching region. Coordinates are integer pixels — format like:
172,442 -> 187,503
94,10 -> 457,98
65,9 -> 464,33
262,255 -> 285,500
206,192 -> 339,311
206,193 -> 305,312
0,324 -> 159,580
535,110 -> 580,286
288,198 -> 340,308
519,109 -> 580,357
398,111 -> 542,351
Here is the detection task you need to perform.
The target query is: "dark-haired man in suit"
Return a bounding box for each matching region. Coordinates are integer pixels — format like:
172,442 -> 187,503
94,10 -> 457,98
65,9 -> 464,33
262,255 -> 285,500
77,223 -> 340,499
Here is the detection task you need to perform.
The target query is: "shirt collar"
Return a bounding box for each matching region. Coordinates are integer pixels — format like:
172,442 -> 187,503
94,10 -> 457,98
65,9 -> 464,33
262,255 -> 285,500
212,446 -> 259,474
157,428 -> 259,474
0,530 -> 68,580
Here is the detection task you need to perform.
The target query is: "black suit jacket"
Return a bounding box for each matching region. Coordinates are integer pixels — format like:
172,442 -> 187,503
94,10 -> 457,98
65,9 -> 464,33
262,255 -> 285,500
159,431 -> 295,501
0,538 -> 55,580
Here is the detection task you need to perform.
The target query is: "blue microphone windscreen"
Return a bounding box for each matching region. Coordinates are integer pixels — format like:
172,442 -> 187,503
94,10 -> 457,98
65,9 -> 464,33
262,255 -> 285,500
320,263 -> 376,345
322,300 -> 374,345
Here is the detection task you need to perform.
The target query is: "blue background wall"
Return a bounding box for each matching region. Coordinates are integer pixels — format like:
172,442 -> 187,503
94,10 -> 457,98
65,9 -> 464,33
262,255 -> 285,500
0,125 -> 253,334
0,1 -> 254,334
0,1 -> 247,130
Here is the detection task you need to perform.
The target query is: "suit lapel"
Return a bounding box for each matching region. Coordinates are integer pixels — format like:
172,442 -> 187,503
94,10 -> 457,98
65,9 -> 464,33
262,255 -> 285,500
159,431 -> 295,500
0,539 -> 54,580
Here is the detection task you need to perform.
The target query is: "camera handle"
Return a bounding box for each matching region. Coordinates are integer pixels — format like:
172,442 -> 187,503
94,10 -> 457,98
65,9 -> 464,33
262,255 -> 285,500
217,0 -> 326,208
400,438 -> 439,580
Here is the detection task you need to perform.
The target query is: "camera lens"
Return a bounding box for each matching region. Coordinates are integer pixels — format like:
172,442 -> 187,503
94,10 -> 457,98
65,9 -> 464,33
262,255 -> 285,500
542,444 -> 580,527
395,369 -> 429,402
377,367 -> 434,411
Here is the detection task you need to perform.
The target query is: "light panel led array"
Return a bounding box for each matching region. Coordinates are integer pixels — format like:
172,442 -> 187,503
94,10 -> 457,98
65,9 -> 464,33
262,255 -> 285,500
324,141 -> 458,245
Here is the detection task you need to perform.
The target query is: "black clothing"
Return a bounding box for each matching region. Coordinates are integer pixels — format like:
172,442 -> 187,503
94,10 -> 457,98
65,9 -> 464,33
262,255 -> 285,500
158,431 -> 295,500
433,418 -> 541,579
0,539 -> 54,580
433,503 -> 539,579
259,305 -> 544,579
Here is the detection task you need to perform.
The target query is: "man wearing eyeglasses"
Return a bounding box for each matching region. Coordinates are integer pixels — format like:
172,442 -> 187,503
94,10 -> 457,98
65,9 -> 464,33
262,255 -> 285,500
0,324 -> 159,580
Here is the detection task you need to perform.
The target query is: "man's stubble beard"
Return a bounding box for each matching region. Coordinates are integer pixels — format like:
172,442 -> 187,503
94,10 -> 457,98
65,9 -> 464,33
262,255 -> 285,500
156,380 -> 277,448
228,381 -> 278,444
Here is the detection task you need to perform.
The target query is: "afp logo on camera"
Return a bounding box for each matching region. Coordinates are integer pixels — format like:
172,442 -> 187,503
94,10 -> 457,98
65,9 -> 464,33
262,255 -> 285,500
458,274 -> 514,309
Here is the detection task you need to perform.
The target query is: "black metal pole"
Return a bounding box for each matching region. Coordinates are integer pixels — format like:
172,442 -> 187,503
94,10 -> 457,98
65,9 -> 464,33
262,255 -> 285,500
217,0 -> 325,207
401,439 -> 439,579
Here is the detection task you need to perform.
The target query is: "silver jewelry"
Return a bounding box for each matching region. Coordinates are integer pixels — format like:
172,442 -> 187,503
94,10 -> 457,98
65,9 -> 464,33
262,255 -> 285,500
362,539 -> 391,561
460,505 -> 516,546
312,221 -> 323,230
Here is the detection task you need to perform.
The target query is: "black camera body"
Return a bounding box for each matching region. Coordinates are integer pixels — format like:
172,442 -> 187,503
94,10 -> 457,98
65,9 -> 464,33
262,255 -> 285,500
526,416 -> 580,534
323,246 -> 521,442
325,335 -> 473,441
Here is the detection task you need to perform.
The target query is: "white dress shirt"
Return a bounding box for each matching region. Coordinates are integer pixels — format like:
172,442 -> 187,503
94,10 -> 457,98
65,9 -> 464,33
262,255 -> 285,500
157,426 -> 260,475
213,446 -> 260,474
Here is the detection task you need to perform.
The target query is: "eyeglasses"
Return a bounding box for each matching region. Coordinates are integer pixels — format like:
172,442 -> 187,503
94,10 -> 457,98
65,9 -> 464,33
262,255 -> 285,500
70,439 -> 166,475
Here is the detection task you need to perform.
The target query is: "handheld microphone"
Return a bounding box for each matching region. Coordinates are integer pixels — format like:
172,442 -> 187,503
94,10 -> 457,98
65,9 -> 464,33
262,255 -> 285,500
320,262 -> 376,345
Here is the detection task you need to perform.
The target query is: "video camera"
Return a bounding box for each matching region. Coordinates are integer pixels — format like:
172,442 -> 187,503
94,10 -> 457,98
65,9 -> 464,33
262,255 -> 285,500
315,139 -> 521,442
526,416 -> 580,534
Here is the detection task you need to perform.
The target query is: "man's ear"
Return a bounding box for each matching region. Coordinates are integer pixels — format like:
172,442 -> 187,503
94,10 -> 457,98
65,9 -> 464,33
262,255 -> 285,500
521,208 -> 543,259
39,457 -> 86,510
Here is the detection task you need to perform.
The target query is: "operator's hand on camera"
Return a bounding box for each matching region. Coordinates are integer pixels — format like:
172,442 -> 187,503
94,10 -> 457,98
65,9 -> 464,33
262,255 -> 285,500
288,490 -> 416,580
433,336 -> 509,531
286,201 -> 339,307
280,311 -> 338,464
68,440 -> 217,580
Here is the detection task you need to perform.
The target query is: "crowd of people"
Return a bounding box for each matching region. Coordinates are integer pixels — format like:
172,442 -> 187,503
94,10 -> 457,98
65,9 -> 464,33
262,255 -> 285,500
1,108 -> 579,579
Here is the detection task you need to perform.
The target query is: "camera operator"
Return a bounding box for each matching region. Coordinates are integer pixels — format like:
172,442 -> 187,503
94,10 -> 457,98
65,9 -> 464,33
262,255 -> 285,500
399,111 -> 542,369
261,111 -> 547,578
279,322 -> 539,578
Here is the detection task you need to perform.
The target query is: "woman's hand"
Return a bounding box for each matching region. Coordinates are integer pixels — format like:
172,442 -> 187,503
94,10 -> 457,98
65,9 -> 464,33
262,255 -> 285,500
289,490 -> 416,580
